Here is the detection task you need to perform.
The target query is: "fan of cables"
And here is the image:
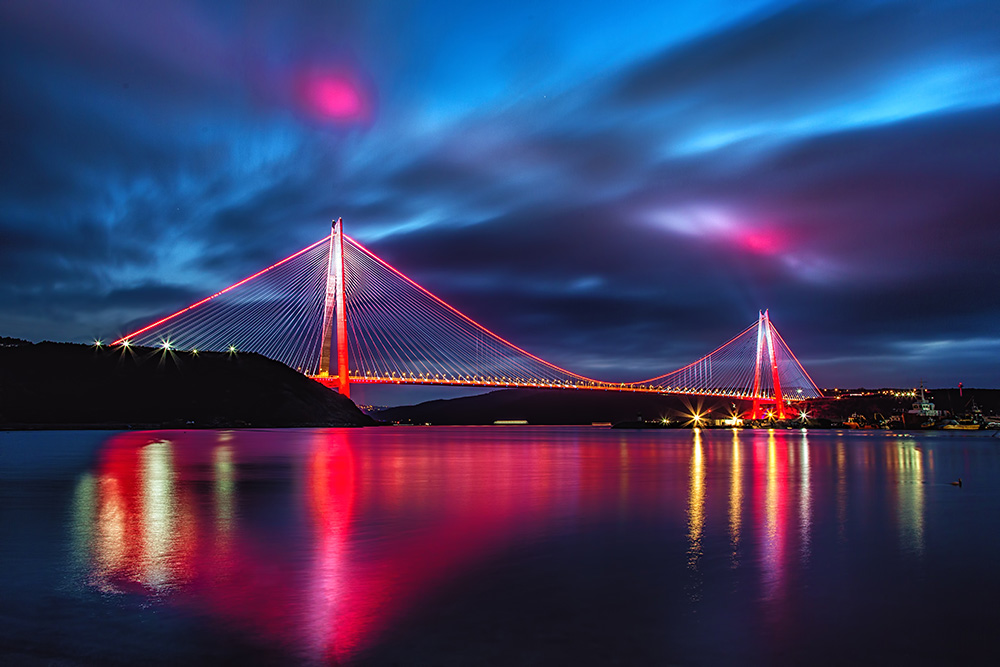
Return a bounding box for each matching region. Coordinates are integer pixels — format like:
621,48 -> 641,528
112,232 -> 821,399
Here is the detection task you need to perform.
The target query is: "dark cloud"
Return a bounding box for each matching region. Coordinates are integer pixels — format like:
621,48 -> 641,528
360,98 -> 1000,384
612,1 -> 1000,125
1,0 -> 999,393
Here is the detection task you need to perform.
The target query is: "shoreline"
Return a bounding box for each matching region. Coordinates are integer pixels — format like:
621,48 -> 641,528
1,421 -> 373,431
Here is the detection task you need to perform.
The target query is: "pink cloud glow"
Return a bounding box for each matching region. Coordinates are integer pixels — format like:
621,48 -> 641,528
299,69 -> 373,124
648,206 -> 788,256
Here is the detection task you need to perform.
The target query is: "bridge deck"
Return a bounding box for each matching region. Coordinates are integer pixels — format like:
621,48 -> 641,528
309,375 -> 800,402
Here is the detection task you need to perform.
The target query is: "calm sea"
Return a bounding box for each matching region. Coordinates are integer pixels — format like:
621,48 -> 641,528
2,427 -> 999,665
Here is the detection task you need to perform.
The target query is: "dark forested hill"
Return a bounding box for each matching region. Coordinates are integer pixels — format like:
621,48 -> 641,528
373,388 -> 743,425
373,386 -> 1000,426
0,341 -> 374,428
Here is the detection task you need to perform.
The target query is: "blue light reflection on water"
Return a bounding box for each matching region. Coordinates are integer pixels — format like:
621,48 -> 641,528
1,427 -> 999,665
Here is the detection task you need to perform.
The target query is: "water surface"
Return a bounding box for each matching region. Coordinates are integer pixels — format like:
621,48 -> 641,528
2,427 -> 998,665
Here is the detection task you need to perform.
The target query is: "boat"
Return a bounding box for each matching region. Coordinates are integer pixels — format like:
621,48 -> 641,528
843,413 -> 885,429
941,399 -> 987,430
900,382 -> 943,429
940,419 -> 981,431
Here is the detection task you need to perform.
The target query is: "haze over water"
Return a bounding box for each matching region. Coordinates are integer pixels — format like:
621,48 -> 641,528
2,427 -> 998,665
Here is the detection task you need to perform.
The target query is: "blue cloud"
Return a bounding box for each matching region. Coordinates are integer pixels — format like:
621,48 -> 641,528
1,0 -> 998,392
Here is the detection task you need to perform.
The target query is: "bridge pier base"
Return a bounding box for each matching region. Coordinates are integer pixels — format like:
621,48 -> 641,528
751,398 -> 787,421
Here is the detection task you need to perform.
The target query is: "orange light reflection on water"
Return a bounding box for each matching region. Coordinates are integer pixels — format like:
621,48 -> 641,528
687,429 -> 705,573
729,430 -> 743,567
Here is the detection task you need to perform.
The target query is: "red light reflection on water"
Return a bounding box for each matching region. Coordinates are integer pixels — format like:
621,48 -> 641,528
91,434 -> 198,594
79,429 -> 689,660
74,428 -> 928,663
760,431 -> 789,602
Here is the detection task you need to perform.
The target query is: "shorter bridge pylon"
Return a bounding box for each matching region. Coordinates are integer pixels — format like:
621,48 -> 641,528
750,309 -> 786,420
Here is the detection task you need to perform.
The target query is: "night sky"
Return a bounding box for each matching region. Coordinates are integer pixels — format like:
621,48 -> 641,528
2,0 -> 999,399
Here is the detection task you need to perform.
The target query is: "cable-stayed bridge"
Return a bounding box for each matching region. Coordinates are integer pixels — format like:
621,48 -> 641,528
113,219 -> 821,418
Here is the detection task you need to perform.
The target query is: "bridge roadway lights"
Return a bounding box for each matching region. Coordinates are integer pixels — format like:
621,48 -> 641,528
310,373 -> 807,409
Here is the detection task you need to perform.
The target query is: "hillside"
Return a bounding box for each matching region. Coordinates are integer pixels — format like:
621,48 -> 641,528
374,388 -> 745,425
373,386 -> 1000,426
0,341 -> 374,428
803,388 -> 1000,421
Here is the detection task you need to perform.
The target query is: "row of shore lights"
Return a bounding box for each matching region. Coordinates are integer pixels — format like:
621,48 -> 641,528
94,339 -> 238,354
663,407 -> 809,426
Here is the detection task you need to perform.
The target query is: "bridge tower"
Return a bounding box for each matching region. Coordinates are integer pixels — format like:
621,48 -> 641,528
318,217 -> 350,397
750,309 -> 786,420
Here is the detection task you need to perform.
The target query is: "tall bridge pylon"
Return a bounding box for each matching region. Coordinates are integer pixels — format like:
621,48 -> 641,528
111,219 -> 822,412
751,309 -> 785,420
317,218 -> 350,397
